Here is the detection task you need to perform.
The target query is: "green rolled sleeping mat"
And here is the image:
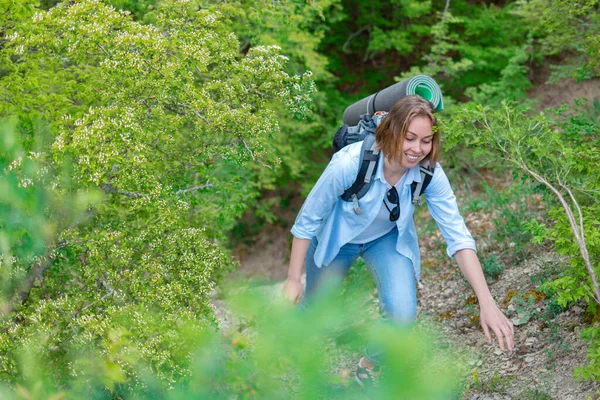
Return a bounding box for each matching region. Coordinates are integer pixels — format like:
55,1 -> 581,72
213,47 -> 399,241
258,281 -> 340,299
342,74 -> 444,125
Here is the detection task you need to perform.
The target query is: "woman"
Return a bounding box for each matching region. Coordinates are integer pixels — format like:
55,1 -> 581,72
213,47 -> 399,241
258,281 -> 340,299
283,95 -> 514,387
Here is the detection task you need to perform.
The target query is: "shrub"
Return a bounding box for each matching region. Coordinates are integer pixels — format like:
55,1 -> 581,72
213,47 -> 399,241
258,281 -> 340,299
0,0 -> 315,389
1,285 -> 462,398
481,254 -> 505,282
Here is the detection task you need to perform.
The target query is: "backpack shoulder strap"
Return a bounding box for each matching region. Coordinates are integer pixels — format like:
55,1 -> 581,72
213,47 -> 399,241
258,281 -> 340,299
341,134 -> 379,214
410,164 -> 435,206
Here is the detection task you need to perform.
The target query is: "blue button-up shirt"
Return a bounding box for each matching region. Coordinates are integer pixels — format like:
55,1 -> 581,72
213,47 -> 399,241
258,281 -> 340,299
290,141 -> 476,281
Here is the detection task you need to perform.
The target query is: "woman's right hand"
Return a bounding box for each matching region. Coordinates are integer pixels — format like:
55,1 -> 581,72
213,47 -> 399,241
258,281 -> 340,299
285,237 -> 310,304
283,278 -> 303,304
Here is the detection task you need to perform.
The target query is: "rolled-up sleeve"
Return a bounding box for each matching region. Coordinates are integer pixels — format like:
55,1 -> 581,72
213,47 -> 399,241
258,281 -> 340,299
290,150 -> 358,240
424,164 -> 477,257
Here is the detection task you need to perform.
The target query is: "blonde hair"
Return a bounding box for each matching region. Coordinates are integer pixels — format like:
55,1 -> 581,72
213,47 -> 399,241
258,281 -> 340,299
375,95 -> 439,165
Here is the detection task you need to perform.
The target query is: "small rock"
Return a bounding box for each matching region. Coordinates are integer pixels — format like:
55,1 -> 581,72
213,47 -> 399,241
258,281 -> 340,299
511,314 -> 531,326
468,359 -> 484,367
525,355 -> 536,363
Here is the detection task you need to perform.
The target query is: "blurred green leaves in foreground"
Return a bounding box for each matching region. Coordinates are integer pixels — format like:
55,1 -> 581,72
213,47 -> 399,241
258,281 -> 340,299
1,279 -> 461,399
0,119 -> 102,311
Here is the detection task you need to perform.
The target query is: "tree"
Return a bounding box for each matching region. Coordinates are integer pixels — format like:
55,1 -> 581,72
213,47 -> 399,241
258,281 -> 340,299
443,102 -> 600,306
0,0 -> 314,388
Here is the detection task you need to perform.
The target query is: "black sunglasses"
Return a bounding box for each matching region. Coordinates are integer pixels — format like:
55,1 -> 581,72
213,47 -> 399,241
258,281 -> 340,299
384,187 -> 400,222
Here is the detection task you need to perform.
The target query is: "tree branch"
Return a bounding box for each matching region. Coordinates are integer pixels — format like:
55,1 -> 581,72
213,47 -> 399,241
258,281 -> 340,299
239,38 -> 250,54
97,43 -> 110,56
343,25 -> 371,53
99,276 -> 115,300
166,51 -> 182,62
191,109 -> 211,124
176,181 -> 214,195
441,0 -> 451,23
101,183 -> 149,198
517,161 -> 600,305
559,182 -> 585,242
242,139 -> 273,170
162,102 -> 187,116
161,102 -> 211,124
1,242 -> 69,316
78,275 -> 116,314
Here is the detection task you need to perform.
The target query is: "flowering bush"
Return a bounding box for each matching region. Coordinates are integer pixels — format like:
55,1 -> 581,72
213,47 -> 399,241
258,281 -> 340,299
0,0 -> 315,389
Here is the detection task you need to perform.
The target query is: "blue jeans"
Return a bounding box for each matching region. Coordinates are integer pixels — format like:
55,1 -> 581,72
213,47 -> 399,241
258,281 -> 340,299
302,228 -> 417,366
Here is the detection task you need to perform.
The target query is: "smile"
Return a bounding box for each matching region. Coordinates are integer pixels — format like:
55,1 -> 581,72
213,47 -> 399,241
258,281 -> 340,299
405,154 -> 420,162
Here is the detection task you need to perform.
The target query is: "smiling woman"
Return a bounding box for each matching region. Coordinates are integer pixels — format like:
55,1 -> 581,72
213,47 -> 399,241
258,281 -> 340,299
283,95 -> 515,389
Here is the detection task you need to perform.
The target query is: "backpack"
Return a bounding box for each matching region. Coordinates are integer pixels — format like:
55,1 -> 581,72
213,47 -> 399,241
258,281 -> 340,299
332,113 -> 435,215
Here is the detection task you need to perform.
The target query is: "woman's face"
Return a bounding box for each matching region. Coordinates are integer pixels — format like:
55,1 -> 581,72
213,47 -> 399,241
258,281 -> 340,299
398,115 -> 433,168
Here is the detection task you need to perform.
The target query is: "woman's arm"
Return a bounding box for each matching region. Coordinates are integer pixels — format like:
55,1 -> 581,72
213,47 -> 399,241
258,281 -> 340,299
423,166 -> 514,350
454,249 -> 515,351
283,237 -> 310,303
284,147 -> 360,303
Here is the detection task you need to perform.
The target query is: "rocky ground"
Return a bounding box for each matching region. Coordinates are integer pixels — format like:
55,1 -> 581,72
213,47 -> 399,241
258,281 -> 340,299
417,249 -> 598,399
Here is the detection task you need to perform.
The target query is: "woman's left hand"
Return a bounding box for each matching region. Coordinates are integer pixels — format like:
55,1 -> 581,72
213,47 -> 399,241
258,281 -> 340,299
479,301 -> 515,351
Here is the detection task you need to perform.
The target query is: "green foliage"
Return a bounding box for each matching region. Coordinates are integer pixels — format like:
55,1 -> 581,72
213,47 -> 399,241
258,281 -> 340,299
533,101 -> 600,311
215,0 -> 346,221
0,118 -> 230,388
0,119 -> 102,301
233,0 -> 340,81
0,286 -> 462,399
443,101 -> 598,215
474,180 -> 539,262
514,0 -> 600,80
481,254 -> 505,282
106,0 -> 159,20
396,3 -> 532,103
541,205 -> 600,309
465,43 -> 535,107
577,325 -> 600,381
317,0 -> 535,104
0,0 -> 37,32
470,370 -> 515,395
0,0 -> 317,389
